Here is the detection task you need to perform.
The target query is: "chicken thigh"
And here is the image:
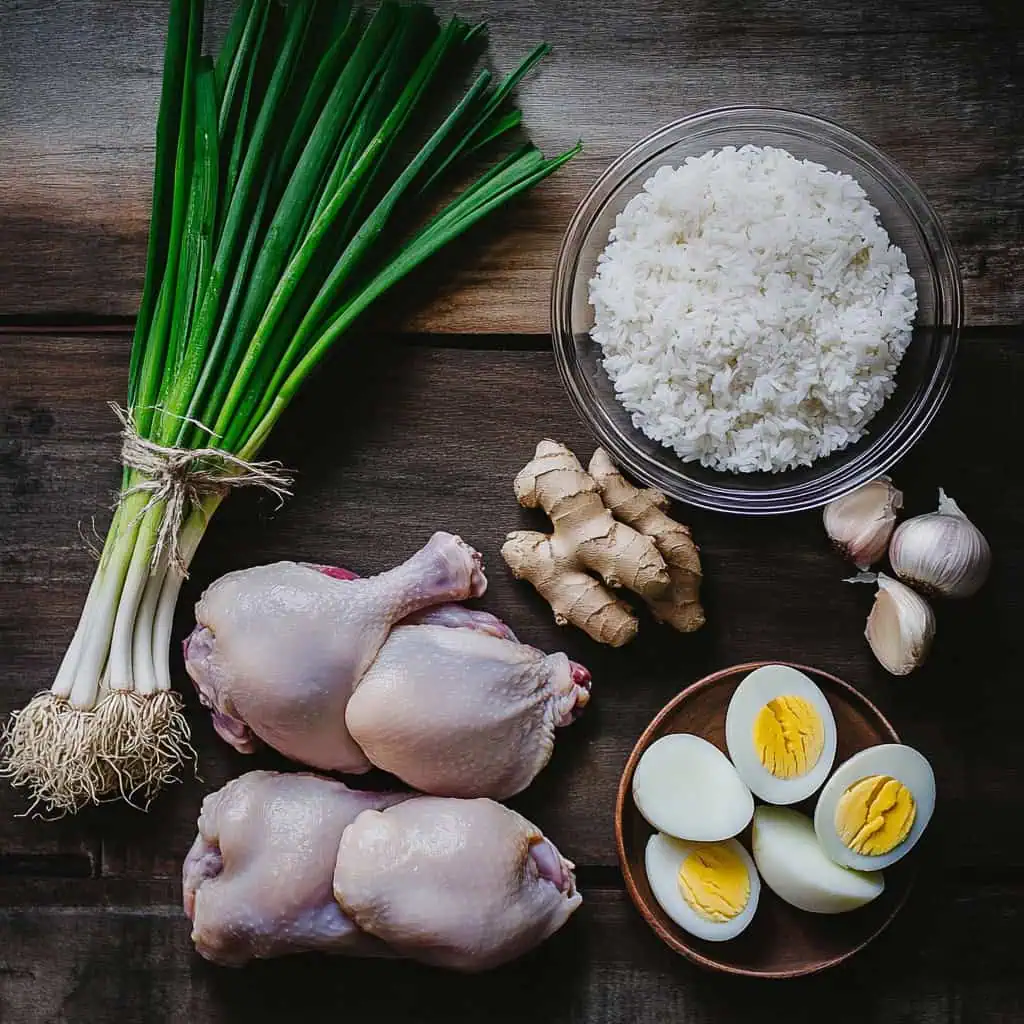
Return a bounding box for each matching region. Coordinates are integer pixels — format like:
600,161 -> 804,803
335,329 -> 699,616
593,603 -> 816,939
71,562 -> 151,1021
346,624 -> 590,798
334,796 -> 581,971
183,771 -> 411,966
183,531 -> 486,773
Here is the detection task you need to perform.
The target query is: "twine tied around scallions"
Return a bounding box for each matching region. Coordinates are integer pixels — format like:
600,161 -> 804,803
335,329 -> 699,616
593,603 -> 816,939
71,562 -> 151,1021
114,403 -> 293,577
0,0 -> 579,818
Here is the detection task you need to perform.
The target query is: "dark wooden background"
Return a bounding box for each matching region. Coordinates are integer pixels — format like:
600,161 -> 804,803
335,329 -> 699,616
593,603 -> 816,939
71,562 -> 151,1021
1,1 -> 1022,1021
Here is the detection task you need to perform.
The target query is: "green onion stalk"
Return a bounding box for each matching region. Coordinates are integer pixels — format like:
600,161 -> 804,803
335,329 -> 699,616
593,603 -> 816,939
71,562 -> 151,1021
2,0 -> 579,817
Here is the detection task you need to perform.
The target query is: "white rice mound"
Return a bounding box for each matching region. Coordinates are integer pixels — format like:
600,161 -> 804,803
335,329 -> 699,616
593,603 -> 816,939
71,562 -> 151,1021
588,145 -> 918,474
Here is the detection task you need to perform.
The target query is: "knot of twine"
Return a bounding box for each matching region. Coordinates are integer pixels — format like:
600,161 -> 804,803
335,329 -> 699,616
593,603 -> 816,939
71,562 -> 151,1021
112,404 -> 293,576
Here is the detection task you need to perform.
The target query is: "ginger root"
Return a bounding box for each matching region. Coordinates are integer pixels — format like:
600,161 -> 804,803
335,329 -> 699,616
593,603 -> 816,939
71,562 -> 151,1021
502,440 -> 670,646
501,439 -> 705,646
588,449 -> 705,634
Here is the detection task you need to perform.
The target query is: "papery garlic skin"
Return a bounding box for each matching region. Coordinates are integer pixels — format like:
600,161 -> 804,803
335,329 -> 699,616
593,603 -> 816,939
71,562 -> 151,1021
865,574 -> 936,676
889,489 -> 992,599
824,478 -> 903,570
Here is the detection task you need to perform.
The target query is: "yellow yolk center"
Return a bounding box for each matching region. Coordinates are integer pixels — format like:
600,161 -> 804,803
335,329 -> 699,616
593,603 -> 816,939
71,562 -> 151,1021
835,775 -> 917,856
677,845 -> 751,922
752,695 -> 825,779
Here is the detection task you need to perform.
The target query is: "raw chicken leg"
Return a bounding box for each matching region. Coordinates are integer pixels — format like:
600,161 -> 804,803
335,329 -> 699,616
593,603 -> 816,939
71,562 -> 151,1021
313,564 -> 519,641
184,535 -> 590,798
183,771 -> 410,966
184,532 -> 486,772
334,796 -> 582,971
183,773 -> 581,972
346,624 -> 590,798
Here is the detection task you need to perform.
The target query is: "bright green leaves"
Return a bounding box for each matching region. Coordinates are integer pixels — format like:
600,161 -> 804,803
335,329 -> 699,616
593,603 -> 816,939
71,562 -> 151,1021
127,0 -> 580,463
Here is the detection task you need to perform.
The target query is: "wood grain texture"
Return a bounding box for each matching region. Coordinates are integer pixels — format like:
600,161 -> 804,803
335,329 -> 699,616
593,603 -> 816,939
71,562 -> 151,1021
2,332 -> 1021,878
0,876 -> 1021,1024
1,0 -> 1022,329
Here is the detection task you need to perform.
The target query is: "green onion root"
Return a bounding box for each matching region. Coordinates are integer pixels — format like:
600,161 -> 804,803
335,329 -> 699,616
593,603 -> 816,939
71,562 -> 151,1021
0,498 -> 204,816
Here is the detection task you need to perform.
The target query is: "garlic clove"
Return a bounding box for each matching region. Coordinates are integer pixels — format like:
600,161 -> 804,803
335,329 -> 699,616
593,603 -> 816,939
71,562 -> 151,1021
824,477 -> 903,570
865,574 -> 936,676
889,488 -> 992,599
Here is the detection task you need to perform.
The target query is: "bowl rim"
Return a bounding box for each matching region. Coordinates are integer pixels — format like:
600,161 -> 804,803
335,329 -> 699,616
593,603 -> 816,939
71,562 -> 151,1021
613,659 -> 915,979
551,105 -> 964,516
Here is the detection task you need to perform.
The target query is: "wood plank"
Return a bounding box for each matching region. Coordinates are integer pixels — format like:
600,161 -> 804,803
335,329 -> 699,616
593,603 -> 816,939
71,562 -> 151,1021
1,2 -> 1022,329
0,876 -> 1021,1023
0,357 -> 104,868
1,332 -> 1021,874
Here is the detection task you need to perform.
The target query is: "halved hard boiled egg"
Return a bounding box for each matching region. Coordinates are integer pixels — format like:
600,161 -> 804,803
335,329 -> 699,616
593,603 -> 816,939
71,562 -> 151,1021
814,744 -> 935,871
633,733 -> 754,841
752,805 -> 884,914
725,665 -> 838,805
646,833 -> 761,941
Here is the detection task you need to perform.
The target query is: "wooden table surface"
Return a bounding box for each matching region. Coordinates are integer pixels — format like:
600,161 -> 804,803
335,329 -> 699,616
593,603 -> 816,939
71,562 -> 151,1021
2,1 -> 1023,1021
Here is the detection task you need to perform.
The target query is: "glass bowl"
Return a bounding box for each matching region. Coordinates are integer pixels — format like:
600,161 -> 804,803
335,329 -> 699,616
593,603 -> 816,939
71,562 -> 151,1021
551,106 -> 962,515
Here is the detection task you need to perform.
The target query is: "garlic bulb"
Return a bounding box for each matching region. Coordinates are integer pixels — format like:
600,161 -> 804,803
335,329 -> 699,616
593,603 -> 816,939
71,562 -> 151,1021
865,573 -> 936,676
889,489 -> 991,599
823,477 -> 903,569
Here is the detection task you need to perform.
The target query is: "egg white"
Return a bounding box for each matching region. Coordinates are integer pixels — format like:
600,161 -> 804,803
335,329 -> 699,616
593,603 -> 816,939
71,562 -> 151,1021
632,733 -> 754,841
645,833 -> 761,942
814,744 -> 936,870
752,805 -> 884,914
724,665 -> 838,805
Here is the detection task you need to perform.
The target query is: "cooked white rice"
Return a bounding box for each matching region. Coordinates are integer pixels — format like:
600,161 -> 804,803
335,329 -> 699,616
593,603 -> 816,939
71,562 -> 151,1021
588,144 -> 918,474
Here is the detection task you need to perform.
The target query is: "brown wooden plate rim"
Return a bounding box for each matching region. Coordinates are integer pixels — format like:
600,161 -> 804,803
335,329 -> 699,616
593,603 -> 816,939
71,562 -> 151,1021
614,659 -> 915,979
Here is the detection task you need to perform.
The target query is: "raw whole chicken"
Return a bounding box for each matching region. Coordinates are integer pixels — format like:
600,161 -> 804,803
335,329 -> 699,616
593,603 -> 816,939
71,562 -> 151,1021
183,771 -> 581,971
183,532 -> 590,800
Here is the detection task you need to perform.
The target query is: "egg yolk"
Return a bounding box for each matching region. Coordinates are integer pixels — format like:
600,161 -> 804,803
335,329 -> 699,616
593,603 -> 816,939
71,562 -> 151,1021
752,695 -> 825,779
677,845 -> 750,922
835,774 -> 916,855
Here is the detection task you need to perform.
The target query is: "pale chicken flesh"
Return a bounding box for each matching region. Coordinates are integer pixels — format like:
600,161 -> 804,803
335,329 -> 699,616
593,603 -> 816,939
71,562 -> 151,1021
183,532 -> 590,799
183,531 -> 488,773
183,771 -> 581,971
183,770 -> 409,966
347,623 -> 589,798
334,795 -> 582,971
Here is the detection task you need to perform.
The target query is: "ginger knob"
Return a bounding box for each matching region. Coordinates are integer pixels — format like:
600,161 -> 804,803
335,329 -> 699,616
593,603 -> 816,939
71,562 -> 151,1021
502,440 -> 704,646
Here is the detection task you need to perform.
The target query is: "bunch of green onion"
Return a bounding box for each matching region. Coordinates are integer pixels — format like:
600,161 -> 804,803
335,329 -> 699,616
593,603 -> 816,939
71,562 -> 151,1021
2,0 -> 578,817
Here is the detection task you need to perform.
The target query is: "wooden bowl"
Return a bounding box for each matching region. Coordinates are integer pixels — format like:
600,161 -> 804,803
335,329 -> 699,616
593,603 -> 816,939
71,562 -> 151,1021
615,661 -> 916,978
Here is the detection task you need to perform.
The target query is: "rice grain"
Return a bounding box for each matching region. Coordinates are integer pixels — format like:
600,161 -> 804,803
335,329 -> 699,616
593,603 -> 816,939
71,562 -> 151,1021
588,145 -> 918,474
